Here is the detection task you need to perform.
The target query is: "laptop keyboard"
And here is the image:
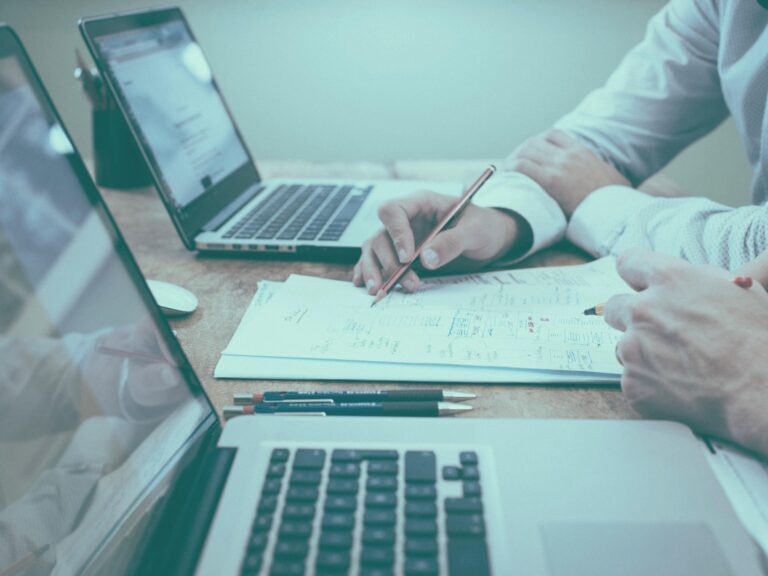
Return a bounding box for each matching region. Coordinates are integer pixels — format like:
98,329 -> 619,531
240,448 -> 491,576
222,184 -> 373,243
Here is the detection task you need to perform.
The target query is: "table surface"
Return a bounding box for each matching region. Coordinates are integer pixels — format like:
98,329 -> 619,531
98,160 -> 649,422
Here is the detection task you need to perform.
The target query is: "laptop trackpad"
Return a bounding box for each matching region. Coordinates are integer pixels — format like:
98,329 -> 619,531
542,523 -> 733,576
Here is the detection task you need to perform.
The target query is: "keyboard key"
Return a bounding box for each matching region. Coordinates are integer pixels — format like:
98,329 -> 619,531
331,449 -> 364,463
405,501 -> 437,518
405,538 -> 438,557
269,560 -> 305,575
319,531 -> 353,550
364,509 -> 397,527
327,479 -> 359,495
405,451 -> 436,484
361,547 -> 395,566
286,487 -> 319,502
365,492 -> 397,508
258,495 -> 278,513
293,449 -> 326,470
405,485 -> 436,500
446,514 -> 485,537
240,553 -> 262,575
271,448 -> 290,462
267,463 -> 286,478
368,461 -> 398,476
251,515 -> 273,532
315,550 -> 351,572
405,519 -> 438,537
442,466 -> 462,481
324,495 -> 357,512
459,451 -> 478,466
262,479 -> 282,495
445,497 -> 483,515
404,557 -> 439,575
360,568 -> 393,576
278,522 -> 312,539
463,482 -> 482,498
367,476 -> 397,492
290,470 -> 322,486
282,504 -> 316,520
329,463 -> 360,478
322,513 -> 355,531
447,536 -> 491,576
274,540 -> 309,560
462,466 -> 480,480
362,528 -> 396,546
248,532 -> 269,551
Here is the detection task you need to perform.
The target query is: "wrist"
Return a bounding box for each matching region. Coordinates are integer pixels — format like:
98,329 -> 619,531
491,208 -> 533,261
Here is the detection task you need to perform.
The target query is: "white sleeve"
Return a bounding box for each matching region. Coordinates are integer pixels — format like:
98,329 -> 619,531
568,186 -> 768,270
554,0 -> 726,186
472,170 -> 567,263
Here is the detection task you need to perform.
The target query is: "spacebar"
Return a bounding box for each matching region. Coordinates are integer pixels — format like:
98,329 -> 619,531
447,536 -> 491,576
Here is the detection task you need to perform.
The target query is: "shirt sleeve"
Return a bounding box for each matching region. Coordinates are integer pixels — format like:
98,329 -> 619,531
568,186 -> 768,270
554,0 -> 727,186
472,169 -> 567,263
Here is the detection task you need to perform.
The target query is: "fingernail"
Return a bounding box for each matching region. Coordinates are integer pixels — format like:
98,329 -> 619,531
397,247 -> 408,263
402,278 -> 414,291
366,279 -> 376,292
422,248 -> 439,269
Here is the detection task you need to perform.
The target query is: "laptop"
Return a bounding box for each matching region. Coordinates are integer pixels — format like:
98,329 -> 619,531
0,25 -> 764,576
78,7 -> 462,259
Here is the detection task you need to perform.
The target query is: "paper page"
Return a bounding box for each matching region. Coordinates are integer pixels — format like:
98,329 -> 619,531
223,260 -> 627,375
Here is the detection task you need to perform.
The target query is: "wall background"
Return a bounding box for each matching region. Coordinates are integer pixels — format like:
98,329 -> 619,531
2,0 -> 754,206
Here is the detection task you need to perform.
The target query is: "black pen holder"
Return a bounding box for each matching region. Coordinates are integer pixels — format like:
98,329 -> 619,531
92,101 -> 153,190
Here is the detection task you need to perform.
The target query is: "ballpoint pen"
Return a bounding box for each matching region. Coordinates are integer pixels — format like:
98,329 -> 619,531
371,164 -> 497,307
233,389 -> 476,405
223,401 -> 472,418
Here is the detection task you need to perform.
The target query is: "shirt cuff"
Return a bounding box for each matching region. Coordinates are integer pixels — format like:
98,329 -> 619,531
472,171 -> 567,263
567,185 -> 656,256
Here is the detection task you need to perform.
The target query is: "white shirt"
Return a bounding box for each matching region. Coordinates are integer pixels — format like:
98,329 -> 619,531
474,0 -> 768,270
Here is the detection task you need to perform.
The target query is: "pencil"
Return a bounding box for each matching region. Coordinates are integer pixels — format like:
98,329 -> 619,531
371,164 -> 497,307
583,275 -> 755,317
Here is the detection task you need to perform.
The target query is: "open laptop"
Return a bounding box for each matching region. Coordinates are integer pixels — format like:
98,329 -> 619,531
78,7 -> 461,259
1,25 -> 764,576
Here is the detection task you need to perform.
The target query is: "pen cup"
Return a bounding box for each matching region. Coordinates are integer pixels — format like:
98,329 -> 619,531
92,98 -> 152,190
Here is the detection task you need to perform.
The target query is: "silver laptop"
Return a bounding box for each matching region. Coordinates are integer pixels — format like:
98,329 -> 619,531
1,25 -> 763,576
79,7 -> 461,259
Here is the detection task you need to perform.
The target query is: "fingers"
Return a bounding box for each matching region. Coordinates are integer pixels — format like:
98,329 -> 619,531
421,228 -> 467,270
377,192 -> 452,263
602,293 -> 635,332
735,250 -> 768,291
357,232 -> 421,295
614,248 -> 683,291
506,158 -> 548,185
515,138 -> 561,165
544,129 -> 577,148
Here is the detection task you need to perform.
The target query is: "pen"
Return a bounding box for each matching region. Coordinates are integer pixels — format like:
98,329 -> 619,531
583,275 -> 755,316
233,389 -> 476,405
371,164 -> 497,307
97,344 -> 171,364
223,401 -> 472,418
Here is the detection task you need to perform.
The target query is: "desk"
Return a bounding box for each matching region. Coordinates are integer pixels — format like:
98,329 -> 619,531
99,160 -> 651,422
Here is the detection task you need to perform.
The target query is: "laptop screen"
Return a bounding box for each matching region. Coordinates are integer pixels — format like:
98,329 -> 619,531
0,28 -> 213,576
82,9 -> 261,247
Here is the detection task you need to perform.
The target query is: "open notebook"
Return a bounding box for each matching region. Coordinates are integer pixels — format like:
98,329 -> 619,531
216,258 -> 627,383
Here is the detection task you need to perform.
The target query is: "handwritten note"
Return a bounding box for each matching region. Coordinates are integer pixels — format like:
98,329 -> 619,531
224,259 -> 628,375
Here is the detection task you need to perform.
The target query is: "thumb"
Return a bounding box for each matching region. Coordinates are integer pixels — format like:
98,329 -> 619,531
615,248 -> 683,291
420,228 -> 467,270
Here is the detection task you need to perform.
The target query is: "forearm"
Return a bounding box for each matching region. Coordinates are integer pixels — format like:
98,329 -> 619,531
567,187 -> 768,270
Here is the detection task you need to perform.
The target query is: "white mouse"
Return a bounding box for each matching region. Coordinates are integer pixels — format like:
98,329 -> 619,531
146,279 -> 198,317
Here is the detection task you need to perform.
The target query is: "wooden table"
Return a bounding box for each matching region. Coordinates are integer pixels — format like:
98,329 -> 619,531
99,160 -> 641,422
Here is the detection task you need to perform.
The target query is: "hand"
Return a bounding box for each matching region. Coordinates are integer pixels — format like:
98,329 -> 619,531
507,129 -> 630,217
353,191 -> 531,294
603,249 -> 768,457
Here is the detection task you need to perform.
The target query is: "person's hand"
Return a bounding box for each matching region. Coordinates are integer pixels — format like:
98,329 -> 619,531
352,191 -> 531,294
507,129 -> 630,217
603,249 -> 768,457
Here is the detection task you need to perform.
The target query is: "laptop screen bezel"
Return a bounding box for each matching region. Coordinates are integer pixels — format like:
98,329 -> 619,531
0,23 -> 222,572
79,7 -> 263,250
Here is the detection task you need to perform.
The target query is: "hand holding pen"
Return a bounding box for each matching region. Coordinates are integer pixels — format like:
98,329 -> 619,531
353,165 -> 525,300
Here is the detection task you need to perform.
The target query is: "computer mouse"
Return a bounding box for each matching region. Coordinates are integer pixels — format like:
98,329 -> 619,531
146,279 -> 198,317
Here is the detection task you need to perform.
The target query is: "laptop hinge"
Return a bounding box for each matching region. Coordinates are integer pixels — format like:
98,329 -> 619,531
134,431 -> 236,576
202,185 -> 264,232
